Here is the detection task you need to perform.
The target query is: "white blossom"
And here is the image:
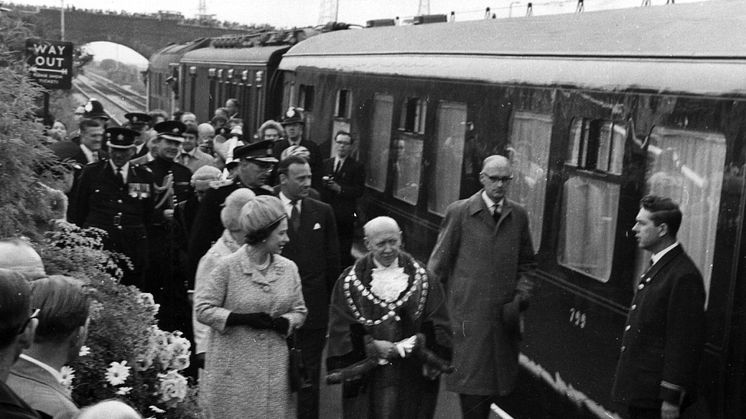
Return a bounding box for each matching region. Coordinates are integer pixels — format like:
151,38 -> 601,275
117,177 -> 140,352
105,360 -> 131,386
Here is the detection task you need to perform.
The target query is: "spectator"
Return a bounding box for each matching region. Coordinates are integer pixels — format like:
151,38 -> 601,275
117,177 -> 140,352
258,120 -> 284,143
225,98 -> 240,119
180,112 -> 198,129
0,238 -> 46,280
197,123 -> 216,156
48,120 -> 67,142
175,125 -> 214,173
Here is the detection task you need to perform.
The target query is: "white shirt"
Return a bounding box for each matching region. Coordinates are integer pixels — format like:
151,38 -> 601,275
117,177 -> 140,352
80,144 -> 97,163
19,354 -> 63,383
279,192 -> 301,218
109,161 -> 130,183
481,191 -> 503,215
135,143 -> 145,155
651,241 -> 680,266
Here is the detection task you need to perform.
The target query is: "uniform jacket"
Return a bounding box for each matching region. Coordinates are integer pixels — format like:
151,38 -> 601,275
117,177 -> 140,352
144,158 -> 193,226
280,196 -> 341,330
69,160 -> 154,228
427,191 -> 536,396
611,244 -> 706,408
195,248 -> 307,418
7,356 -> 78,419
320,156 -> 365,227
186,180 -> 273,288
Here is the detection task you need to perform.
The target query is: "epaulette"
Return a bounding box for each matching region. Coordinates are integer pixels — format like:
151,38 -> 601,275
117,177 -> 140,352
133,164 -> 153,173
210,179 -> 234,189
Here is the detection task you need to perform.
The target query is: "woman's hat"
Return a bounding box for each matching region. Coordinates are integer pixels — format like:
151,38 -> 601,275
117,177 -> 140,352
239,195 -> 286,234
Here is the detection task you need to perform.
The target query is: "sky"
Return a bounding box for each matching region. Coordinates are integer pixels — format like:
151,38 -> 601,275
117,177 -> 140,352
13,0 -> 713,65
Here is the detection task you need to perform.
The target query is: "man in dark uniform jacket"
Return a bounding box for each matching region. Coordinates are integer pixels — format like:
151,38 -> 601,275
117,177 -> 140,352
186,140 -> 277,287
124,112 -> 152,159
278,155 -> 341,419
612,195 -> 706,419
69,127 -> 154,288
272,107 -> 323,187
321,131 -> 365,268
141,121 -> 194,335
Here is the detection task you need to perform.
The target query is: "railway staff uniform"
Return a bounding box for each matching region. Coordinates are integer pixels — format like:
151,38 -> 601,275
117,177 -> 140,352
272,107 -> 323,188
69,127 -> 154,289
277,156 -> 341,419
186,141 -> 277,291
427,155 -> 536,419
142,121 -> 194,337
320,132 -> 365,268
612,195 -> 705,419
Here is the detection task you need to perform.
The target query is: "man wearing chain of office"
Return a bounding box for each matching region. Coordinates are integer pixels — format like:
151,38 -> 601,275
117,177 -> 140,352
326,216 -> 452,418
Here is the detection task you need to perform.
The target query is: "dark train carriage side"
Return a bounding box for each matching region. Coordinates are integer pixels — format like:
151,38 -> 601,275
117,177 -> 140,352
147,38 -> 211,115
279,2 -> 746,418
179,36 -> 294,138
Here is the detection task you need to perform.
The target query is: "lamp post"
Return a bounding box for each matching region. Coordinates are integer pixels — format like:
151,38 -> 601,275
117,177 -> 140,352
60,0 -> 65,41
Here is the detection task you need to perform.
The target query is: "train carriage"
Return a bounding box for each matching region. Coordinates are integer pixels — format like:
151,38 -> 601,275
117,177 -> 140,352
147,38 -> 211,116
278,1 -> 746,417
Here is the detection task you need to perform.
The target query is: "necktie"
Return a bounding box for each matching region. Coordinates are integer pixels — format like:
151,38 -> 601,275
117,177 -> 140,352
493,203 -> 501,222
290,200 -> 301,232
116,167 -> 124,185
334,160 -> 342,175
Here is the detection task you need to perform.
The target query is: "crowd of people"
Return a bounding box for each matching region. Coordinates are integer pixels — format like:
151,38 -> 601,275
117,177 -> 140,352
1,96 -> 707,419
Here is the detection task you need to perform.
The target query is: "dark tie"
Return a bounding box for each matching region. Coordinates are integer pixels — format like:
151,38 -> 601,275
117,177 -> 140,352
290,200 -> 301,232
334,160 -> 342,175
116,167 -> 124,185
492,204 -> 501,222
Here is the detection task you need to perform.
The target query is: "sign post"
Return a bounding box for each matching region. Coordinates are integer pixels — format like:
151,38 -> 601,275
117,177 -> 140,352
26,38 -> 74,121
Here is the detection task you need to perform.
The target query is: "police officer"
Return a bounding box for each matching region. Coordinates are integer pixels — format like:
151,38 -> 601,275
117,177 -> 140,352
272,107 -> 323,187
140,121 -> 194,335
69,127 -> 154,288
124,112 -> 153,159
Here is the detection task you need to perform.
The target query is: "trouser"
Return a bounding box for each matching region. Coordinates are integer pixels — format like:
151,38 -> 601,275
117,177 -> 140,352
459,392 -> 523,419
296,327 -> 326,419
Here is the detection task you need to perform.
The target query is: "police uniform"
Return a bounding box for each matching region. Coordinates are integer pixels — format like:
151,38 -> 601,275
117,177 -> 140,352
69,127 -> 153,288
141,121 -> 194,336
186,141 -> 277,290
272,107 -> 323,187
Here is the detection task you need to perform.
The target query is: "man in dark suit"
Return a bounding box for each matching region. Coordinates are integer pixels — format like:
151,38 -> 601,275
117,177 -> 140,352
69,127 -> 154,288
272,107 -> 323,187
612,195 -> 706,419
49,119 -> 106,168
321,131 -> 365,268
186,140 -> 277,286
124,112 -> 152,159
278,155 -> 341,419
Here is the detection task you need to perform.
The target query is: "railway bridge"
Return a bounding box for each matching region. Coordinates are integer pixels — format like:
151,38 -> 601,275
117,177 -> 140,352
29,8 -> 251,58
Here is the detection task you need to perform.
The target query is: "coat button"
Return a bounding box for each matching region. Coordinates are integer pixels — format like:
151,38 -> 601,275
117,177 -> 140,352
625,325 -> 631,331
631,304 -> 637,310
117,199 -> 123,204
637,284 -> 644,290
262,285 -> 270,292
645,278 -> 651,283
620,345 -> 626,352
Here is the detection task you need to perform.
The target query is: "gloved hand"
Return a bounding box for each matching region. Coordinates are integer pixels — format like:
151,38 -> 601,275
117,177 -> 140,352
271,316 -> 290,335
226,312 -> 273,329
501,296 -> 524,338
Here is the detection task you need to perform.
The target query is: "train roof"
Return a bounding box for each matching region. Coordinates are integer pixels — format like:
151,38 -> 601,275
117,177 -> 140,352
280,0 -> 746,96
150,38 -> 211,70
181,44 -> 290,66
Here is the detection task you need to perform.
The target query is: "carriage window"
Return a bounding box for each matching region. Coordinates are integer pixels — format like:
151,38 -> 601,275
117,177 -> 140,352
428,101 -> 467,215
508,112 -> 552,252
399,97 -> 427,134
299,84 -> 314,111
365,94 -> 394,192
335,89 -> 352,119
643,126 -> 726,297
392,134 -> 423,205
567,118 -> 625,175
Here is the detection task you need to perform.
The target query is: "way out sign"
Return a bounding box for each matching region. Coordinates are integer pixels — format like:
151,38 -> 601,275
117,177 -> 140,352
26,39 -> 73,90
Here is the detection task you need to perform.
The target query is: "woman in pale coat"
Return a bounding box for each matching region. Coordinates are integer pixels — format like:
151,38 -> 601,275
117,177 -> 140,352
192,188 -> 256,365
195,195 -> 307,419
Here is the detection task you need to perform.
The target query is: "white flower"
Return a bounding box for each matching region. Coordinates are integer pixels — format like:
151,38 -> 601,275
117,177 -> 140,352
169,354 -> 190,371
138,292 -> 155,306
135,355 -> 154,372
157,349 -> 173,370
167,336 -> 191,357
59,366 -> 75,391
149,405 -> 166,414
105,360 -> 131,386
158,370 -> 188,405
78,345 -> 91,357
115,386 -> 132,395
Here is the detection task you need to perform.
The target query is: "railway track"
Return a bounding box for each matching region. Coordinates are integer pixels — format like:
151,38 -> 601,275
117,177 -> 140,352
72,72 -> 146,126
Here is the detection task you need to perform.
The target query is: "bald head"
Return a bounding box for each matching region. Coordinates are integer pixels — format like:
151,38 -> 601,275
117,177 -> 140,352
480,154 -> 513,203
0,238 -> 45,279
364,217 -> 402,267
198,123 -> 215,138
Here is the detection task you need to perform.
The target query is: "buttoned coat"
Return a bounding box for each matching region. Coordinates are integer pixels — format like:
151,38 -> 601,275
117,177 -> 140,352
427,191 -> 536,396
195,248 -> 307,419
280,197 -> 341,330
611,244 -> 705,409
7,356 -> 78,419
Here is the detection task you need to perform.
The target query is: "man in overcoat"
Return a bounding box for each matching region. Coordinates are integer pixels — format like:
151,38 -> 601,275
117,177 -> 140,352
612,195 -> 706,419
277,155 -> 340,419
427,155 -> 536,419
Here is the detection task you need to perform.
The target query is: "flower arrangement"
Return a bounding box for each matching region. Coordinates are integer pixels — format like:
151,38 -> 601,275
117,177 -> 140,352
38,222 -> 201,418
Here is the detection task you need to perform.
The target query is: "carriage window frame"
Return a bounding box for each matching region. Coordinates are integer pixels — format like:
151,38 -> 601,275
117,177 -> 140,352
335,89 -> 352,119
299,84 -> 315,112
558,117 -> 626,283
427,100 -> 467,216
365,93 -> 394,192
398,97 -> 427,134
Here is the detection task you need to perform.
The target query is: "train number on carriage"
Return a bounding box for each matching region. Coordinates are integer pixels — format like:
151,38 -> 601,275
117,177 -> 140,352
569,308 -> 587,329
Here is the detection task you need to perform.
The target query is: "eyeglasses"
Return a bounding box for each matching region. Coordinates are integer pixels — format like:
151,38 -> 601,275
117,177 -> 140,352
16,308 -> 40,335
483,175 -> 514,183
335,141 -> 351,146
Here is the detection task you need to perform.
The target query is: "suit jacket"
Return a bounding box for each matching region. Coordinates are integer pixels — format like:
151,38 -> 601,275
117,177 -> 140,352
320,156 -> 364,228
186,179 -> 274,288
7,357 -> 78,419
611,244 -> 705,408
280,196 -> 341,329
427,191 -> 536,396
175,149 -> 214,173
0,380 -> 41,419
68,160 -> 154,228
272,138 -> 323,186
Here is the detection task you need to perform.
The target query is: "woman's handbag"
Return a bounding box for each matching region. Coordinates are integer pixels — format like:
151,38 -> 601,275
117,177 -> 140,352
287,332 -> 313,392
